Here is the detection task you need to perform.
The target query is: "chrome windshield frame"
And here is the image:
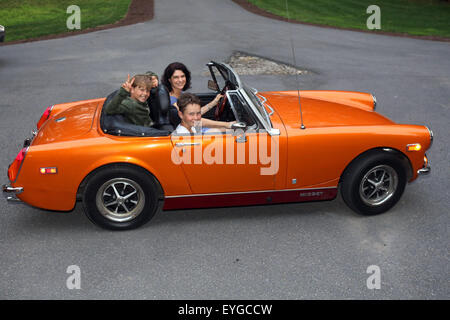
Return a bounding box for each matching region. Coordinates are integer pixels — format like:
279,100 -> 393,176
214,61 -> 280,136
239,87 -> 279,136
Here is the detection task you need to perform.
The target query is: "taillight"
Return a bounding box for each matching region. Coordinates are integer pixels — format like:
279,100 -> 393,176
37,105 -> 53,130
8,147 -> 29,182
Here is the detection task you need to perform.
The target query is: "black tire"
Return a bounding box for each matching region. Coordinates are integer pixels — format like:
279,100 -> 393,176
82,165 -> 160,230
340,151 -> 408,216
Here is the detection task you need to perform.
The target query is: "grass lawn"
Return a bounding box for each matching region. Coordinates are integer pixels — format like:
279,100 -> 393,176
247,0 -> 450,38
0,0 -> 131,42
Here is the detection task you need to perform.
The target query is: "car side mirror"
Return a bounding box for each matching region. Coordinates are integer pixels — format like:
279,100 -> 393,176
231,122 -> 247,130
207,80 -> 219,92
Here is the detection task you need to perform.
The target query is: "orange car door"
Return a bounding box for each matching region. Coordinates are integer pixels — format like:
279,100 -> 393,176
170,130 -> 277,194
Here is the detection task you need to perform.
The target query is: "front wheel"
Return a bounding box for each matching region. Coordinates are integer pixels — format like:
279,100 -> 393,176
82,165 -> 160,230
340,151 -> 408,216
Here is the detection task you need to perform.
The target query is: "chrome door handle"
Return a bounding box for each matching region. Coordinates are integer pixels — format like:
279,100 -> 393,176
175,142 -> 201,147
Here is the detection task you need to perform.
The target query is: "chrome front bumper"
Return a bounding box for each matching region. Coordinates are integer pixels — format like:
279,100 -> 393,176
2,184 -> 23,203
417,165 -> 431,176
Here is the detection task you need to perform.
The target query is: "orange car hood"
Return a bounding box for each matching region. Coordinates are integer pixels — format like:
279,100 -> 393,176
33,100 -> 100,145
263,91 -> 394,128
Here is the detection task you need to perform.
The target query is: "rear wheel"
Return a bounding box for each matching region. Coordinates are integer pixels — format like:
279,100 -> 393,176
340,151 -> 408,215
83,165 -> 160,230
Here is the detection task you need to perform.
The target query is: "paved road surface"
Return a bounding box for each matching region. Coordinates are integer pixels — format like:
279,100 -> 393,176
0,0 -> 448,299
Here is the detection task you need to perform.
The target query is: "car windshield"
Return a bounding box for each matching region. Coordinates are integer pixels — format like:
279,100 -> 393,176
210,66 -> 227,91
242,84 -> 271,126
212,62 -> 273,131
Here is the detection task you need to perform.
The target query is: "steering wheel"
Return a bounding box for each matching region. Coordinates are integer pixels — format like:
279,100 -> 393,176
214,85 -> 229,120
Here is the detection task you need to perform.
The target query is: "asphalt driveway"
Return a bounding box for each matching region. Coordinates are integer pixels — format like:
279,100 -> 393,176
0,0 -> 448,299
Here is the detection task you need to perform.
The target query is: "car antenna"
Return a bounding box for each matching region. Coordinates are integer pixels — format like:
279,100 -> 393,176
285,0 -> 305,129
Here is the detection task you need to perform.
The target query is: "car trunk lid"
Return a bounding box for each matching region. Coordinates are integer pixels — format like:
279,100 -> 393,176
32,100 -> 101,145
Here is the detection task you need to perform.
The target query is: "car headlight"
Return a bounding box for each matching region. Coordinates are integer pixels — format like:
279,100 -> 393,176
371,94 -> 377,111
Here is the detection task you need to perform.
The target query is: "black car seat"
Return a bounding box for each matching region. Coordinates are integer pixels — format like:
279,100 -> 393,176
148,84 -> 174,131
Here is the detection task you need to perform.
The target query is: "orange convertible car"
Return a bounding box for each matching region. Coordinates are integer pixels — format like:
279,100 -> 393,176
3,61 -> 432,230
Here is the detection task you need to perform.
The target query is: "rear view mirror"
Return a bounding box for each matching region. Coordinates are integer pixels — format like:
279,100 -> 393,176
207,80 -> 219,92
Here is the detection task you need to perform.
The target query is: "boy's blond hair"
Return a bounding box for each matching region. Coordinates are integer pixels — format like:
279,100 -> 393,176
132,74 -> 152,90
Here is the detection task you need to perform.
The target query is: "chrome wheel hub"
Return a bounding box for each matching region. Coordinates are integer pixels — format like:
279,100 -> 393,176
96,178 -> 145,222
359,165 -> 398,206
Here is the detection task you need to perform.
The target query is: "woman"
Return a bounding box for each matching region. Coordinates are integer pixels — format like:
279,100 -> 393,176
162,62 -> 190,105
162,62 -> 222,115
162,62 -> 234,130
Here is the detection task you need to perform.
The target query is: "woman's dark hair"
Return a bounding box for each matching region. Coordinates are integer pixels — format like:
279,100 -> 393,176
162,62 -> 191,92
178,93 -> 201,114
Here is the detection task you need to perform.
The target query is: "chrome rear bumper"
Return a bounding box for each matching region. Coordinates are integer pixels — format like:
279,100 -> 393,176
2,184 -> 23,203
